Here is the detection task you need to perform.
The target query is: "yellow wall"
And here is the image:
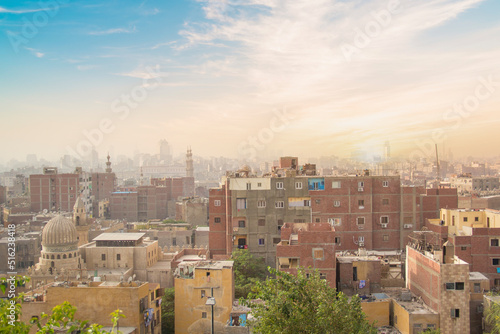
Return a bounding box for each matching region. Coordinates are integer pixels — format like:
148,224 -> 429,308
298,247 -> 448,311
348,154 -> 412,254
21,282 -> 161,333
392,300 -> 439,334
361,299 -> 390,327
175,265 -> 234,334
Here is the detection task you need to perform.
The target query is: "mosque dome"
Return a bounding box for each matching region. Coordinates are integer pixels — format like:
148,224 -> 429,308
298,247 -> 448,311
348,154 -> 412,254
41,215 -> 78,249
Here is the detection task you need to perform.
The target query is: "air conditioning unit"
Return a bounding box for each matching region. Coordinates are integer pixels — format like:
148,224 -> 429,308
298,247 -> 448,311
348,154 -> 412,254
404,224 -> 413,229
358,187 -> 364,192
381,223 -> 388,228
359,242 -> 365,247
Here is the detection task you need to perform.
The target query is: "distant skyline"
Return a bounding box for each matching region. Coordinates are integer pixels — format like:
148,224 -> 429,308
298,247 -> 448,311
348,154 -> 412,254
1,0 -> 500,163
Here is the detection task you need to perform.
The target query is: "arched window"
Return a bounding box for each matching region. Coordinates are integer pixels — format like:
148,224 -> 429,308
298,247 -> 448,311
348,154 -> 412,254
69,253 -> 72,258
57,255 -> 60,259
76,216 -> 80,226
63,254 -> 67,259
51,255 -> 55,259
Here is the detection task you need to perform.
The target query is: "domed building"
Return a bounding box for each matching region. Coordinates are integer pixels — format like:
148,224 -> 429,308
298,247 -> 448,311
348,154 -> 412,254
38,215 -> 81,272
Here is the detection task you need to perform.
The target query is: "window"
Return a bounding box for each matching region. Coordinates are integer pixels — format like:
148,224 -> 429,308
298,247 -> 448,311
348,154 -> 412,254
257,182 -> 262,187
186,236 -> 190,244
461,246 -> 467,250
275,201 -> 284,208
238,220 -> 245,228
381,216 -> 389,224
382,181 -> 389,187
452,216 -> 455,226
172,237 -> 176,246
214,200 -> 221,206
319,273 -> 327,280
335,237 -> 341,245
475,216 -> 479,222
295,182 -> 302,189
450,309 -> 460,318
201,290 -> 205,298
382,198 -> 389,205
358,181 -> 364,188
492,239 -> 499,247
273,238 -> 281,244
257,200 -> 266,208
328,218 -> 341,226
426,324 -> 436,330
357,217 -> 365,225
493,258 -> 500,266
383,235 -> 389,242
315,218 -> 321,223
117,254 -> 121,261
455,282 -> 465,290
258,238 -> 265,246
151,292 -> 154,301
214,217 -> 221,223
236,198 -> 247,210
334,200 -> 340,207
202,312 -> 207,318
246,183 -> 251,190
358,200 -> 364,208
101,254 -> 106,261
313,248 -> 324,260
276,182 -> 284,189
464,217 -> 468,222
332,181 -> 341,189
258,219 -> 266,226
474,283 -> 481,293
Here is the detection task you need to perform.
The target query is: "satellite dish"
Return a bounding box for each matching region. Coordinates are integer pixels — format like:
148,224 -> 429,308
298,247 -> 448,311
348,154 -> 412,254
128,277 -> 133,283
132,274 -> 136,280
43,209 -> 48,214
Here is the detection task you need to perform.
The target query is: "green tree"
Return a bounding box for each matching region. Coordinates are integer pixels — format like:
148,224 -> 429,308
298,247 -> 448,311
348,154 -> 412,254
232,249 -> 268,299
161,287 -> 175,334
243,268 -> 377,334
485,298 -> 500,334
0,275 -> 31,333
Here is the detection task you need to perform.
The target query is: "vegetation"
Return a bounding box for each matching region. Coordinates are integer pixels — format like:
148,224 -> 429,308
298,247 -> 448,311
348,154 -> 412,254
485,297 -> 500,334
1,276 -> 124,333
162,219 -> 187,225
161,287 -> 175,334
242,268 -> 377,334
231,249 -> 268,299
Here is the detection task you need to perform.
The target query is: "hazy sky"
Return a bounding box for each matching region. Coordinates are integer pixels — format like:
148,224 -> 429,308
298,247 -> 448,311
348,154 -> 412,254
1,0 -> 500,163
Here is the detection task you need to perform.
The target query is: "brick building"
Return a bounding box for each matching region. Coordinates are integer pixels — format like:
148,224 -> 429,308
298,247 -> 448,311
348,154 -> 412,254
426,208 -> 500,288
406,239 -> 470,334
29,167 -> 80,212
208,161 -> 458,266
276,222 -> 336,288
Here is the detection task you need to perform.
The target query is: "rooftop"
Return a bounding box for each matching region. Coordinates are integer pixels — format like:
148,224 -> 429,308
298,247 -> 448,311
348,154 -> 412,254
93,233 -> 145,242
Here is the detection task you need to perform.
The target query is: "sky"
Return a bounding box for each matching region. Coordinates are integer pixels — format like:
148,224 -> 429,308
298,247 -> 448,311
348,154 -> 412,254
1,0 -> 500,163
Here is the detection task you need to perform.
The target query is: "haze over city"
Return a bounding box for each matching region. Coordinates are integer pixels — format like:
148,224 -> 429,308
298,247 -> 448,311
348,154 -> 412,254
1,0 -> 500,163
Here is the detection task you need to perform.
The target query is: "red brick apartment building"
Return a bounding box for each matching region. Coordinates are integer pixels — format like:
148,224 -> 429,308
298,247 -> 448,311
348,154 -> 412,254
208,162 -> 457,266
29,167 -> 79,212
426,208 -> 500,288
109,177 -> 194,222
276,222 -> 336,288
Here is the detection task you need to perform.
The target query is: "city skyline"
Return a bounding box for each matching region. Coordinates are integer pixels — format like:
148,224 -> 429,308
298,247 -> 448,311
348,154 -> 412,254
1,0 -> 500,162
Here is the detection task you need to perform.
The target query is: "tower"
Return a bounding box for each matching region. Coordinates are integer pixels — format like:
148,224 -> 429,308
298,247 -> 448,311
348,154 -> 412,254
186,147 -> 194,178
159,139 -> 172,164
105,153 -> 112,173
73,197 -> 89,246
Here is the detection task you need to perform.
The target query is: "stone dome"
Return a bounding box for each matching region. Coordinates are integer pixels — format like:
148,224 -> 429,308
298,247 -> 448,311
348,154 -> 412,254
42,215 -> 78,248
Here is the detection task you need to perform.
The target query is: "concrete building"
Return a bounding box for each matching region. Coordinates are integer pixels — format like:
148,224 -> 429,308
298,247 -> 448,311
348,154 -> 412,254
29,167 -> 80,212
79,233 -> 165,285
0,235 -> 41,273
175,261 -> 234,334
276,222 -> 336,288
209,161 -> 458,266
451,175 -> 499,194
406,239 -> 470,334
21,280 -> 162,334
175,197 -> 208,226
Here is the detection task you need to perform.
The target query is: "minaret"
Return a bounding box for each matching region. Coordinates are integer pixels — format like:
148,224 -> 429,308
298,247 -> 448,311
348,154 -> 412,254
105,153 -> 112,173
73,197 -> 89,246
186,147 -> 194,178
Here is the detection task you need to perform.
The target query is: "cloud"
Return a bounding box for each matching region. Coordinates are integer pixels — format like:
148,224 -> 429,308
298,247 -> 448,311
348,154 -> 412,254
25,47 -> 44,58
0,6 -> 51,14
89,26 -> 136,35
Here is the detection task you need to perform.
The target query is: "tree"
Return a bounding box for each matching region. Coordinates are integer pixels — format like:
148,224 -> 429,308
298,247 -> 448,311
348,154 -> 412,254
161,287 -> 175,334
485,297 -> 500,334
232,249 -> 268,299
243,268 -> 377,334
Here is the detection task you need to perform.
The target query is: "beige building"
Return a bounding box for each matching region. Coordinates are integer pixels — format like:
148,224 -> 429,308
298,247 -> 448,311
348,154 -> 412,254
21,280 -> 162,334
175,261 -> 234,334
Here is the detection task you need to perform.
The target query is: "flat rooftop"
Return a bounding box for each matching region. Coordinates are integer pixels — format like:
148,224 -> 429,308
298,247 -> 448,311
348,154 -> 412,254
93,233 -> 145,241
470,272 -> 489,281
